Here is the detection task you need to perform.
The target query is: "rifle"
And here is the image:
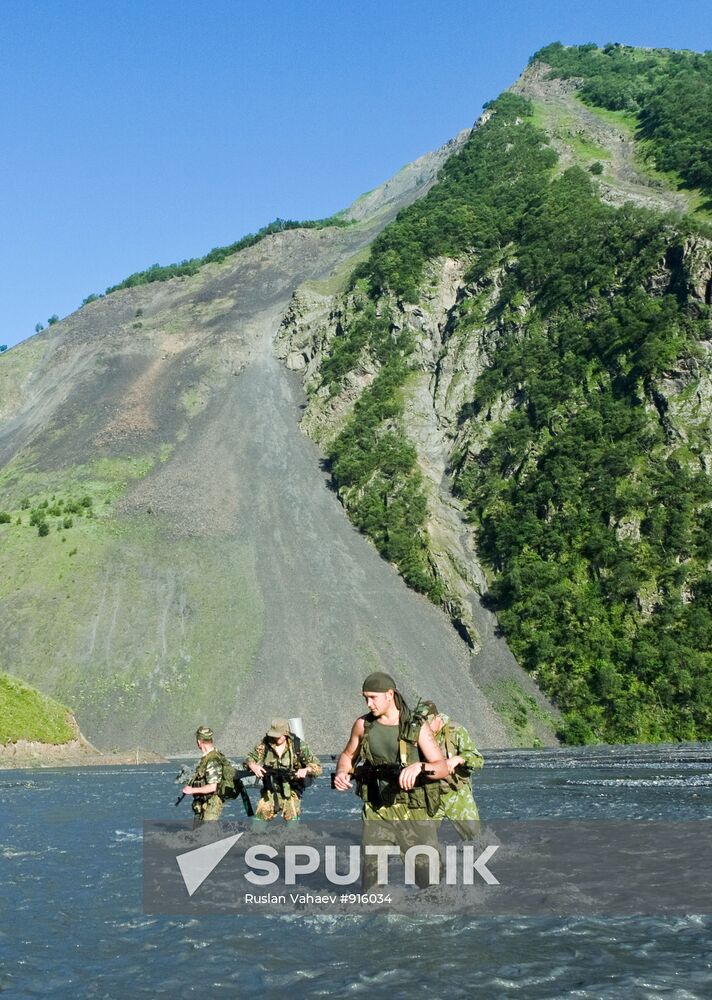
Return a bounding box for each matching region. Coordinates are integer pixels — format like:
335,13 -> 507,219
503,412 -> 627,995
261,764 -> 306,796
330,762 -> 402,807
174,764 -> 196,807
330,761 -> 428,785
331,761 -> 439,815
174,763 -> 255,816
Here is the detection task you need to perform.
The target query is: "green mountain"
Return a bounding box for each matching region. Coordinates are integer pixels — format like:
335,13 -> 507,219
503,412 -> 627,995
279,43 -> 712,744
4,43 -> 709,751
1,128 -> 557,753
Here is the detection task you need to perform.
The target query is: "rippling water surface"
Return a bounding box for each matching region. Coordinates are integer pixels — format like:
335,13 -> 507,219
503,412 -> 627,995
1,744 -> 710,998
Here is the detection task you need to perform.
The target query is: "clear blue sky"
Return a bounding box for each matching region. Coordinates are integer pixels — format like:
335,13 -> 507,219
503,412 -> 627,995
1,0 -> 710,348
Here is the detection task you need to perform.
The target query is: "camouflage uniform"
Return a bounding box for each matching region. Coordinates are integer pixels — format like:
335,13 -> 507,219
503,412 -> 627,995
432,714 -> 484,839
191,749 -> 226,825
362,802 -> 440,888
245,735 -> 322,821
357,714 -> 441,888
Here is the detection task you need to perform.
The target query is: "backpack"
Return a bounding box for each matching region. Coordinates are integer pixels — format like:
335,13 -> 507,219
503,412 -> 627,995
216,752 -> 240,799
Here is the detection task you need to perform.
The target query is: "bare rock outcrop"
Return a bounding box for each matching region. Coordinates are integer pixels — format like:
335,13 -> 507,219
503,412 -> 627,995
276,251 -> 560,744
0,127 -> 528,752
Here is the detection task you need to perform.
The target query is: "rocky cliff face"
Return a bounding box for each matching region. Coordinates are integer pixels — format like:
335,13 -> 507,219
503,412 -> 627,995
652,237 -> 712,471
276,254 -> 562,740
0,127 -> 548,753
276,58 -> 712,743
276,268 -> 473,609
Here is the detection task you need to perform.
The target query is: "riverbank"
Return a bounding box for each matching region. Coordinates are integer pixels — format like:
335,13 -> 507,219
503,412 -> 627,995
0,728 -> 165,769
0,672 -> 166,768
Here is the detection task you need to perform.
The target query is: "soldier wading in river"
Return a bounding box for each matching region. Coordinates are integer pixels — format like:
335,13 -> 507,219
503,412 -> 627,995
422,700 -> 484,839
333,672 -> 450,888
245,718 -> 322,821
181,725 -> 229,826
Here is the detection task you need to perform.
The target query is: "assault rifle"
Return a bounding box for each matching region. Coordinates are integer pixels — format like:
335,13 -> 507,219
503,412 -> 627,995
174,764 -> 195,807
174,763 -> 255,817
260,764 -> 308,796
330,761 -> 435,808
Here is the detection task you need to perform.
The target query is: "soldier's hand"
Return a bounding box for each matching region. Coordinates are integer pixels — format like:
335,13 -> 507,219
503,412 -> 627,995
295,767 -> 309,779
249,764 -> 266,778
446,755 -> 465,774
333,771 -> 352,791
181,785 -> 192,795
399,762 -> 423,791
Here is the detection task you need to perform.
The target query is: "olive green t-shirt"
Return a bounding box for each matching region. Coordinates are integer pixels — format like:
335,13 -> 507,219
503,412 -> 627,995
366,720 -> 400,764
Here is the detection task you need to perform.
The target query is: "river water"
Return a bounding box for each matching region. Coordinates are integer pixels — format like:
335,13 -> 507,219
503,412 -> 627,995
1,744 -> 710,998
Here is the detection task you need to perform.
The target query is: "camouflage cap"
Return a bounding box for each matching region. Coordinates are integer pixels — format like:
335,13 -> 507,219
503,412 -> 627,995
195,725 -> 214,742
420,700 -> 438,720
267,718 -> 290,738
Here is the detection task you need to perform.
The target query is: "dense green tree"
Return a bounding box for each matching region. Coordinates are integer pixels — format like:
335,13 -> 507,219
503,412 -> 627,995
315,78 -> 712,742
536,43 -> 712,202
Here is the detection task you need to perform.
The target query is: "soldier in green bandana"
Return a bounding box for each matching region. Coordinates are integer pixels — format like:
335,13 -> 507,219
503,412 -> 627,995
333,672 -> 450,888
181,726 -> 228,826
245,719 -> 322,821
421,701 -> 484,839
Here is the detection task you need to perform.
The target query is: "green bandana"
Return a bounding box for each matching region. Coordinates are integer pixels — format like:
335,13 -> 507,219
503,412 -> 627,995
361,671 -> 396,693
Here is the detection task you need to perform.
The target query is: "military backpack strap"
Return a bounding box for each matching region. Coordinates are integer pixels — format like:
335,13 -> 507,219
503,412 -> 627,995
398,707 -> 421,766
359,713 -> 376,765
215,751 -> 232,799
290,734 -> 303,766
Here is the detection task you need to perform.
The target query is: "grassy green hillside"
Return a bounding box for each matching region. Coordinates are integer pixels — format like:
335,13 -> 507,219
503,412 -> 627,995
0,671 -> 74,744
309,53 -> 712,744
536,43 -> 712,209
0,126 -> 519,754
0,496 -> 263,748
0,440 -> 264,747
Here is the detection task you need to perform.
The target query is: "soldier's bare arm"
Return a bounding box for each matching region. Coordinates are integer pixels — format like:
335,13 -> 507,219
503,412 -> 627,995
399,721 -> 448,790
333,717 -> 365,790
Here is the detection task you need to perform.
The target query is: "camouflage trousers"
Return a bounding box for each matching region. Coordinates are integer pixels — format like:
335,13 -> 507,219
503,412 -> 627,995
254,790 -> 301,822
435,784 -> 480,840
362,802 -> 440,889
192,795 -> 224,827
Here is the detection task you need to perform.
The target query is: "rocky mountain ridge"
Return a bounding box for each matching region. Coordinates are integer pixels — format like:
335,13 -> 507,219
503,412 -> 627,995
0,124 -> 554,752
277,48 -> 712,743
278,231 -> 712,608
